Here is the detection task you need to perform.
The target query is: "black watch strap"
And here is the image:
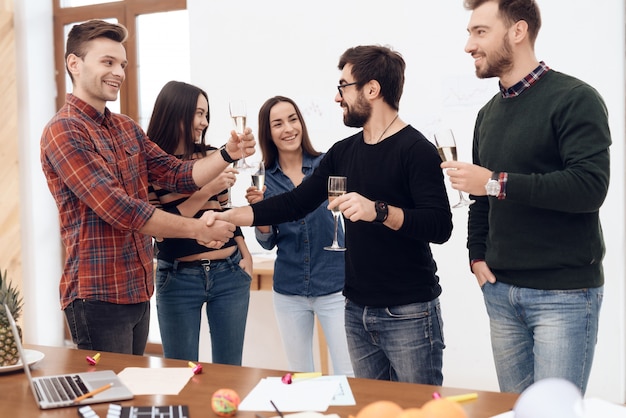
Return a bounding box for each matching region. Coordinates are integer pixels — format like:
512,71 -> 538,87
220,146 -> 237,164
374,200 -> 388,223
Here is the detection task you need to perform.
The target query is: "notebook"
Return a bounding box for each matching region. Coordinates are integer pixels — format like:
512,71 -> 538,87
4,303 -> 134,409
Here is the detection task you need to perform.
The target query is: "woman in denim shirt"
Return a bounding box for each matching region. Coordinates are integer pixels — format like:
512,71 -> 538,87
246,96 -> 353,376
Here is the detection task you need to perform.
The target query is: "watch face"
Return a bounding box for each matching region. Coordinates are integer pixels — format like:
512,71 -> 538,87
485,179 -> 500,196
375,201 -> 388,222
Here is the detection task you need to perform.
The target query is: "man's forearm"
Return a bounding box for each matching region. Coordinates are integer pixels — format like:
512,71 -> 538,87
218,205 -> 254,227
140,208 -> 235,249
191,151 -> 230,188
140,208 -> 205,240
192,129 -> 256,187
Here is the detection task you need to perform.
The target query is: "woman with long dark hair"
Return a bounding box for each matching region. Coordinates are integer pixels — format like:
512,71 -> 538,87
148,81 -> 252,365
246,96 -> 353,375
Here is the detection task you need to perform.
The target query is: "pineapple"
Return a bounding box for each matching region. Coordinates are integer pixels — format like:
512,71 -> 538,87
0,269 -> 24,366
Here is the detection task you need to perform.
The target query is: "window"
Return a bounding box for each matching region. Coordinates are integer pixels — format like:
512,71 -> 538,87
53,0 -> 188,122
136,10 -> 190,128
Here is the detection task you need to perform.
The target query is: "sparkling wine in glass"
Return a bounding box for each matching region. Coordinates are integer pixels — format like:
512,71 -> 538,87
434,129 -> 475,208
221,163 -> 237,209
324,176 -> 347,252
250,161 -> 265,191
229,100 -> 250,169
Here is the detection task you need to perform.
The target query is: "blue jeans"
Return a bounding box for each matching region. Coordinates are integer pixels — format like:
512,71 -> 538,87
273,291 -> 354,376
344,298 -> 444,384
482,281 -> 603,394
155,249 -> 251,364
64,299 -> 150,355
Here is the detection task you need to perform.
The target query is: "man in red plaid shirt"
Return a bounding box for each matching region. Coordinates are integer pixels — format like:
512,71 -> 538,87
40,20 -> 254,355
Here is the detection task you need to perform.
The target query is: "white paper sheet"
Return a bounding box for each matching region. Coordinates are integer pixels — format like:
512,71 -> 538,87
117,367 -> 193,395
256,376 -> 355,406
239,377 -> 341,412
315,376 -> 356,406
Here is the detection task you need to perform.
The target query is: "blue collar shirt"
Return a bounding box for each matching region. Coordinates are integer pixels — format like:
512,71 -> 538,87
255,152 -> 345,296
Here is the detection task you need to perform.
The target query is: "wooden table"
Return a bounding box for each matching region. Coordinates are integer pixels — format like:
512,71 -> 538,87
251,257 -> 276,291
0,345 -> 518,417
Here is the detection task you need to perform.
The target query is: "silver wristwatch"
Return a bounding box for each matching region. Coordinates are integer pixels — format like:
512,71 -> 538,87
485,174 -> 500,197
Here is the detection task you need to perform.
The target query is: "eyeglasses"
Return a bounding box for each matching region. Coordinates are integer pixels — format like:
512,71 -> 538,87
337,82 -> 358,98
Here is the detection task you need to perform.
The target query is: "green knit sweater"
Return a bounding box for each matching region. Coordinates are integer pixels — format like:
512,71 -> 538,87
468,70 -> 611,290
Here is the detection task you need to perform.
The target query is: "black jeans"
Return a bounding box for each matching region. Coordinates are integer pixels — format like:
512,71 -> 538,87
64,299 -> 150,355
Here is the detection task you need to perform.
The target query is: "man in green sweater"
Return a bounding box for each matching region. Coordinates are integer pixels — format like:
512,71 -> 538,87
442,0 -> 611,394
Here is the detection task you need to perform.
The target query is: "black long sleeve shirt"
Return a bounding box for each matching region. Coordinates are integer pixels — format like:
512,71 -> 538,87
252,125 -> 453,307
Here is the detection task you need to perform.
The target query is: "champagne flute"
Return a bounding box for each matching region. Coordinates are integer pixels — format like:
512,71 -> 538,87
250,161 -> 265,191
221,163 -> 237,209
223,161 -> 263,208
324,176 -> 347,252
434,129 -> 475,208
229,100 -> 251,169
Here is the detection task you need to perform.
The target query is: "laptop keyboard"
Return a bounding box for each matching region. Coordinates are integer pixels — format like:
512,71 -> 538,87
39,375 -> 89,402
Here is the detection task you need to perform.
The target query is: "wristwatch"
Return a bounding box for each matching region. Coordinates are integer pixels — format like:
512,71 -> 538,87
485,173 -> 501,197
219,146 -> 237,164
374,200 -> 388,223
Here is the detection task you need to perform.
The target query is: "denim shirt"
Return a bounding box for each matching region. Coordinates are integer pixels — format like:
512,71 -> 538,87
255,153 -> 345,296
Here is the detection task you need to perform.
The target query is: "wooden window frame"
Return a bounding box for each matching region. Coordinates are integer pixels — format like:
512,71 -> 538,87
52,0 -> 186,121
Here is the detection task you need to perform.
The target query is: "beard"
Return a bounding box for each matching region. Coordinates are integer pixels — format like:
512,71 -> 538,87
475,33 -> 514,79
343,93 -> 371,128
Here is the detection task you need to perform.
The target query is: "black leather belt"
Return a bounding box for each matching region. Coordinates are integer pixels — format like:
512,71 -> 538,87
174,248 -> 239,269
176,258 -> 226,269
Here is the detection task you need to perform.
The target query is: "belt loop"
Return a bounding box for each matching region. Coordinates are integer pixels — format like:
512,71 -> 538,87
172,260 -> 180,271
228,247 -> 240,267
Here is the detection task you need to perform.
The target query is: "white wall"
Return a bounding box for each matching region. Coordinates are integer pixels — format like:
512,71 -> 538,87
14,0 -> 65,346
14,0 -> 625,403
189,0 -> 626,401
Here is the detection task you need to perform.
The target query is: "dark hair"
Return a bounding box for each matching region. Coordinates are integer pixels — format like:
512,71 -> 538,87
464,0 -> 541,45
337,45 -> 405,111
65,20 -> 128,82
147,81 -> 210,160
257,96 -> 321,168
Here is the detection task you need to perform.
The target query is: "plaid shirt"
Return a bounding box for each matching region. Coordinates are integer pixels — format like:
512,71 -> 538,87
500,61 -> 550,98
41,94 -> 197,309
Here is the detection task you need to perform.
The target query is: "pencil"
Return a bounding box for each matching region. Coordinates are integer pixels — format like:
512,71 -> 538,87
292,372 -> 322,380
269,400 -> 284,418
72,382 -> 114,404
445,392 -> 478,402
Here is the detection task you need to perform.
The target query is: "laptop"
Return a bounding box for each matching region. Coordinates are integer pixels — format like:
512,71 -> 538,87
4,303 -> 134,409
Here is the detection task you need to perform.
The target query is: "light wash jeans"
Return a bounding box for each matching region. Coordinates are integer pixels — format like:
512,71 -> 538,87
344,298 -> 444,384
273,291 -> 354,376
155,249 -> 251,365
482,281 -> 603,394
64,299 -> 150,355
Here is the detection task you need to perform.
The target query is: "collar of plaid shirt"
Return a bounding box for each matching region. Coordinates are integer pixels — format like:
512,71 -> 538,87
500,61 -> 550,98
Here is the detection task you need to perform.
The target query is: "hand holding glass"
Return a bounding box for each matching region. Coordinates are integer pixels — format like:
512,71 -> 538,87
229,100 -> 250,169
222,164 -> 237,209
249,161 -> 265,191
434,129 -> 475,208
324,176 -> 347,251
